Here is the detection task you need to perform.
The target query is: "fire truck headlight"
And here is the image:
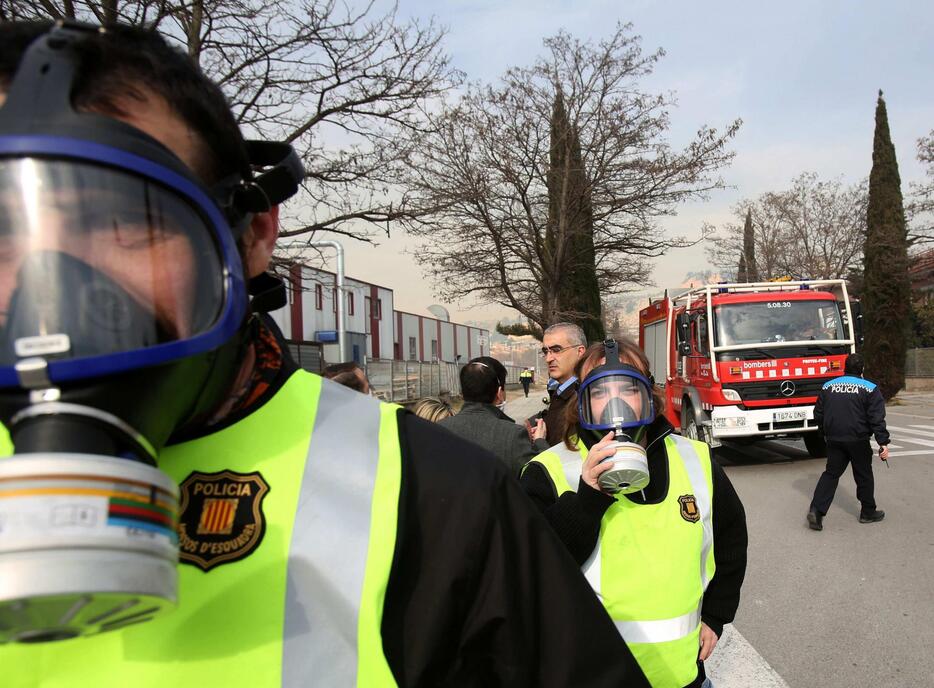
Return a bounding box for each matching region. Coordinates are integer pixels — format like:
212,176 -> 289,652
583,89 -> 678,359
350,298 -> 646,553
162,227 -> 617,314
714,416 -> 747,429
722,389 -> 741,402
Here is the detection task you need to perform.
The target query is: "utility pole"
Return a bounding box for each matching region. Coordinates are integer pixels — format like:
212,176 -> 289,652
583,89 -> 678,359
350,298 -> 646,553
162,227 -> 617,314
308,240 -> 347,362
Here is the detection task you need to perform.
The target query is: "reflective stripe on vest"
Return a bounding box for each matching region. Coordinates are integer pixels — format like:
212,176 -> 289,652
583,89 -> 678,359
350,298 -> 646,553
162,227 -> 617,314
282,378 -> 400,687
0,371 -> 401,688
614,604 -> 701,644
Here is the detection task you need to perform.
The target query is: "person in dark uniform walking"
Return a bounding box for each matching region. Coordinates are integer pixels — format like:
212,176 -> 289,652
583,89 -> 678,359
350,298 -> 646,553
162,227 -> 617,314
807,354 -> 890,531
520,367 -> 533,397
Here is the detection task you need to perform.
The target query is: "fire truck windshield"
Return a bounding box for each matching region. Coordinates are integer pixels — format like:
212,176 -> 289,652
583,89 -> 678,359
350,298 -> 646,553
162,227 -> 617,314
714,299 -> 845,347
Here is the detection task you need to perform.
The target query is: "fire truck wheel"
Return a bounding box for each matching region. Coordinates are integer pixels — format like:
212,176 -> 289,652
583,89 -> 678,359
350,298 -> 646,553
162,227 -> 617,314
681,406 -> 700,442
803,432 -> 827,458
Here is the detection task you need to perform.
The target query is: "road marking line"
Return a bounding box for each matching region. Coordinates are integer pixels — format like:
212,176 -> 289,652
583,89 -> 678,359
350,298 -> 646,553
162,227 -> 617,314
909,424 -> 934,432
888,450 -> 931,458
705,624 -> 789,688
884,425 -> 934,445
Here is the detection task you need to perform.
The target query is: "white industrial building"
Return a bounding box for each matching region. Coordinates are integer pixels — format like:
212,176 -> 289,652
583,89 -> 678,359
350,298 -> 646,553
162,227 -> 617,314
268,263 -> 488,366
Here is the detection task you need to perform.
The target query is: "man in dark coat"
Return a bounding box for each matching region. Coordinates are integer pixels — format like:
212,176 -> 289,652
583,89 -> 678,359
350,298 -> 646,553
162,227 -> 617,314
441,357 -> 547,477
527,323 -> 587,446
807,353 -> 891,530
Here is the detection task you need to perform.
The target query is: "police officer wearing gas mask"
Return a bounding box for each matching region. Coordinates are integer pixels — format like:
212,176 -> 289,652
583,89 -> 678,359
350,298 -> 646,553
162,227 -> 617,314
521,338 -> 748,688
0,21 -> 651,688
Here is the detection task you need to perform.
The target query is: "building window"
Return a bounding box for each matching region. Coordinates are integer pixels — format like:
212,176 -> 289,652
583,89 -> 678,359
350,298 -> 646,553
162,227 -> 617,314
431,340 -> 438,360
376,298 -> 383,320
365,297 -> 372,334
348,292 -> 355,316
315,284 -> 323,310
408,336 -> 417,360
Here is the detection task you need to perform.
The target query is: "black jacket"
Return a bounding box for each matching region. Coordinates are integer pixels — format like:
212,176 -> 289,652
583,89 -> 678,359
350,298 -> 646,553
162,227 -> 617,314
529,380 -> 579,447
521,416 -> 748,688
814,374 -> 890,445
438,401 -> 538,477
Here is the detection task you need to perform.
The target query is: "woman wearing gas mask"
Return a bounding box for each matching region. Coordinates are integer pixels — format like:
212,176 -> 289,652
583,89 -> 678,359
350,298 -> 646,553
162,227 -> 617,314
521,338 -> 748,688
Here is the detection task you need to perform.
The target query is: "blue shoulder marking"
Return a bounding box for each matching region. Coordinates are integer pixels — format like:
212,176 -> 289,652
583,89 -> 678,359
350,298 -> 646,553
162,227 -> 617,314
822,375 -> 876,391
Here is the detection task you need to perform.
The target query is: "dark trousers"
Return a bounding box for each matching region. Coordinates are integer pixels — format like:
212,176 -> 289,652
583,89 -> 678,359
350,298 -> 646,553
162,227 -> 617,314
521,379 -> 530,397
810,439 -> 876,515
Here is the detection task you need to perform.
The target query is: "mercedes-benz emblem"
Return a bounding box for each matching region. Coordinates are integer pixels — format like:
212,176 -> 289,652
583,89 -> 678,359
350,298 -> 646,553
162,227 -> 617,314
779,380 -> 796,397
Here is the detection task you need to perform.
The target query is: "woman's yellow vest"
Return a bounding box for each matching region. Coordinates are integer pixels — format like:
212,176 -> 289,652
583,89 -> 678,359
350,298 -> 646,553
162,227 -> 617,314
0,370 -> 402,688
530,434 -> 715,688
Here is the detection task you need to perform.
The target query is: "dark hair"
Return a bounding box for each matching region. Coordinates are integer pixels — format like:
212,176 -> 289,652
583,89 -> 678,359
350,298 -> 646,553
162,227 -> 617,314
844,353 -> 864,376
562,338 -> 665,450
0,21 -> 249,185
460,356 -> 507,403
323,362 -> 369,393
323,361 -> 363,377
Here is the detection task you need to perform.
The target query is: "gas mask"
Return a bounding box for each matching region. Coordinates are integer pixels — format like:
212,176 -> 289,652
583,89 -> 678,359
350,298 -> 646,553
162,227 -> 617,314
0,23 -> 302,644
578,340 -> 655,494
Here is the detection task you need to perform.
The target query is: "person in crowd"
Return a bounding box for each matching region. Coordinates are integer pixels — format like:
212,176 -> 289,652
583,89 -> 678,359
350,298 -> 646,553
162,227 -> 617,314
528,322 -> 587,446
0,21 -> 650,687
322,361 -> 371,394
410,396 -> 454,423
519,367 -> 533,397
521,338 -> 748,688
807,353 -> 890,531
440,356 -> 548,476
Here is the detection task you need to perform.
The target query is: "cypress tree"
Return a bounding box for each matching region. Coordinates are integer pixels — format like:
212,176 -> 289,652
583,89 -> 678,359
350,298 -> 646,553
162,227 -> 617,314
547,89 -> 604,341
737,252 -> 748,282
862,91 -> 910,399
742,209 -> 759,281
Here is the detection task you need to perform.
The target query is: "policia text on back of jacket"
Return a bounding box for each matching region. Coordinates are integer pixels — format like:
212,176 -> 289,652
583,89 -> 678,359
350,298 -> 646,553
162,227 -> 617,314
0,21 -> 650,687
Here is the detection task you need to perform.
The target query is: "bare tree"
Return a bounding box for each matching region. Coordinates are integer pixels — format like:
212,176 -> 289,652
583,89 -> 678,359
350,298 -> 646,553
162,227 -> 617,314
705,173 -> 867,281
908,130 -> 934,246
399,24 -> 739,332
2,0 -> 460,246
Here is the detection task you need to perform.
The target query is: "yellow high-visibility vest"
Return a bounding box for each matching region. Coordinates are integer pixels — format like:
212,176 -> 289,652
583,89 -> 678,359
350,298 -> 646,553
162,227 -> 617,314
530,434 -> 714,687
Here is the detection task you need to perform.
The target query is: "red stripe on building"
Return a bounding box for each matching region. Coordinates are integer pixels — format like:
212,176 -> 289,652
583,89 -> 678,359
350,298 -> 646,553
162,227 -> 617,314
418,316 -> 424,361
436,319 -> 442,361
289,263 -> 303,342
370,285 -> 380,358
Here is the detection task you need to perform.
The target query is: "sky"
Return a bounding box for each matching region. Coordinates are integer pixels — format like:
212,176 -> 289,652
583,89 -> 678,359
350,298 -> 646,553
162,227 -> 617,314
316,0 -> 934,328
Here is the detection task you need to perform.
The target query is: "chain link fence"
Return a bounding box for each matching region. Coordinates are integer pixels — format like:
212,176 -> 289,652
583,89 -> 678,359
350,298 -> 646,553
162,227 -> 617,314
906,348 -> 934,377
365,359 -> 523,403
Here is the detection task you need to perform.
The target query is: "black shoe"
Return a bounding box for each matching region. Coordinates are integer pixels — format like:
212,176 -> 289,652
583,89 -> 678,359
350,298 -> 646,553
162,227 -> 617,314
859,509 -> 885,523
807,509 -> 823,531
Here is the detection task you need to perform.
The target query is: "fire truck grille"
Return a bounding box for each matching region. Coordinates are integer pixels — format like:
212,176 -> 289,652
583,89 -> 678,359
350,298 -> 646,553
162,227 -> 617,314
728,377 -> 834,402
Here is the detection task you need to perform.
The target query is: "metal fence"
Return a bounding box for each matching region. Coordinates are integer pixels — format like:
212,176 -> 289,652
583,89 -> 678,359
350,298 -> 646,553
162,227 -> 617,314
365,359 -> 524,403
906,348 -> 934,377
286,340 -> 325,373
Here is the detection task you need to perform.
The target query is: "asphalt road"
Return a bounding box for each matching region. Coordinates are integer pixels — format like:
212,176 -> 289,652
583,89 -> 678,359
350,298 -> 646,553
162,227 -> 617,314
504,388 -> 934,688
719,396 -> 934,688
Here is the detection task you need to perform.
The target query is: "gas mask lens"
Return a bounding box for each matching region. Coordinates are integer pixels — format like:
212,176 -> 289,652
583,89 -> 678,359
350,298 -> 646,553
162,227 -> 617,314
578,372 -> 653,431
0,157 -> 225,365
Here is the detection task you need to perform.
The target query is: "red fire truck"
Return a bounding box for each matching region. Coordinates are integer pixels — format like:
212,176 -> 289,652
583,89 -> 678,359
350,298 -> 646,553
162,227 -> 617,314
638,279 -> 861,456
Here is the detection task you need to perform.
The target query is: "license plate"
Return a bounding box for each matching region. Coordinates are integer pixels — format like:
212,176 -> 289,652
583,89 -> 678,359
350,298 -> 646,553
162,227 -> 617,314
773,410 -> 807,422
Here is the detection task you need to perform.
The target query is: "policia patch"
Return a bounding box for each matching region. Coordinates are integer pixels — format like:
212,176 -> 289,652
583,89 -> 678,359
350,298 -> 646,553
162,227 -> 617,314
177,470 -> 270,571
679,494 -> 700,523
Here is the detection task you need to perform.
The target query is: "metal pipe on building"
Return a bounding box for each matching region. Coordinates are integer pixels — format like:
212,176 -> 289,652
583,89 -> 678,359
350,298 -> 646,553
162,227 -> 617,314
307,240 -> 346,362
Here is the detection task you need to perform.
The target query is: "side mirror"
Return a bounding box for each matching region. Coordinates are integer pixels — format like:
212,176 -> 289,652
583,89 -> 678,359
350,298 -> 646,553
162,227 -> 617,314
676,312 -> 692,356
851,302 -> 864,349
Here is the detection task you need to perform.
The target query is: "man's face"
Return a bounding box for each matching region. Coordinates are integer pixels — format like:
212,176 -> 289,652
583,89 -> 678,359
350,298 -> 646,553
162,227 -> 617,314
542,329 -> 585,383
0,89 -> 208,340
